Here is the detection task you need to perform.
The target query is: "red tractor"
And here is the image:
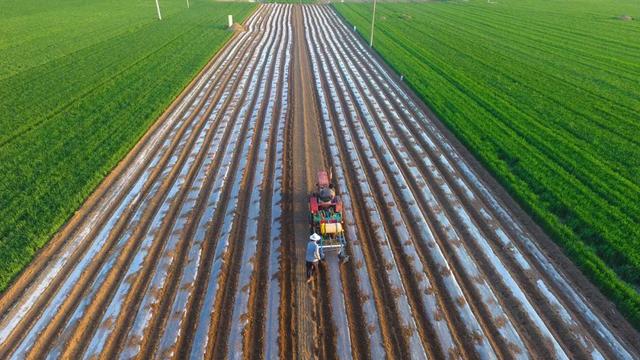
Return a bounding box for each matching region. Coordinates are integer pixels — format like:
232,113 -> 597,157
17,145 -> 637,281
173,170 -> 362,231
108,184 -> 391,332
309,170 -> 348,262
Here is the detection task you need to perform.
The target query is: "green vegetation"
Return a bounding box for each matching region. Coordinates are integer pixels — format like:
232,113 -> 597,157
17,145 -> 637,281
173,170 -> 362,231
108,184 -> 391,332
335,0 -> 640,327
0,0 -> 254,291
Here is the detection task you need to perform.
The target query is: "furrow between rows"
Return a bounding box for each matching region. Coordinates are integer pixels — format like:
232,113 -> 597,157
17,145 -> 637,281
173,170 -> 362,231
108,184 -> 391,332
260,6 -> 292,357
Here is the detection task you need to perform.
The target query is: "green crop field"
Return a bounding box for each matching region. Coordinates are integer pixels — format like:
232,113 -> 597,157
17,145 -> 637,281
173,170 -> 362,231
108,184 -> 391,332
0,0 -> 254,292
335,0 -> 640,327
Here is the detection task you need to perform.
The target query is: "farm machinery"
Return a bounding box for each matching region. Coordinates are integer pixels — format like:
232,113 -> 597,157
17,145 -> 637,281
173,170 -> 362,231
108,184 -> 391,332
309,170 -> 348,263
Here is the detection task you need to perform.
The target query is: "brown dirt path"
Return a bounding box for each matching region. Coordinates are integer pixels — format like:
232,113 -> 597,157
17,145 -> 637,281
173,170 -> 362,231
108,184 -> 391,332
291,5 -> 326,359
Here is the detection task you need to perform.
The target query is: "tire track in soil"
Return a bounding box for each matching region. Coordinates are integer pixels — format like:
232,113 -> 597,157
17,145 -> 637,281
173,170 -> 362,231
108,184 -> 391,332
280,80 -> 296,360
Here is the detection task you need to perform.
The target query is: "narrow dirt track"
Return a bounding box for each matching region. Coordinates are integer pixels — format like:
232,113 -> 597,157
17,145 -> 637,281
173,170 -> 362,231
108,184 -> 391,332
0,4 -> 639,359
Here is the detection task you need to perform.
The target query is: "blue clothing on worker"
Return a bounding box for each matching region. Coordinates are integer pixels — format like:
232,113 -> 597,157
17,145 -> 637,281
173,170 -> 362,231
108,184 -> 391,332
306,240 -> 321,263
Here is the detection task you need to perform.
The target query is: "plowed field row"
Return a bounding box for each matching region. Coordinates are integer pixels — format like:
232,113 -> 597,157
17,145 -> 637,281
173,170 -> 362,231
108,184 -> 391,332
0,4 -> 638,359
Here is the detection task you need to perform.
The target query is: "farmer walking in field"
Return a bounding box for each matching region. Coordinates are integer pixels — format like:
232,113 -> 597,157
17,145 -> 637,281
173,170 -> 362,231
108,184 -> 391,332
306,233 -> 322,283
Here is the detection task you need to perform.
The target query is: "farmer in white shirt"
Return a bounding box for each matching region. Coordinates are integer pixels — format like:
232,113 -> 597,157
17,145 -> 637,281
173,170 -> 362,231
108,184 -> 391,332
306,233 -> 322,283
